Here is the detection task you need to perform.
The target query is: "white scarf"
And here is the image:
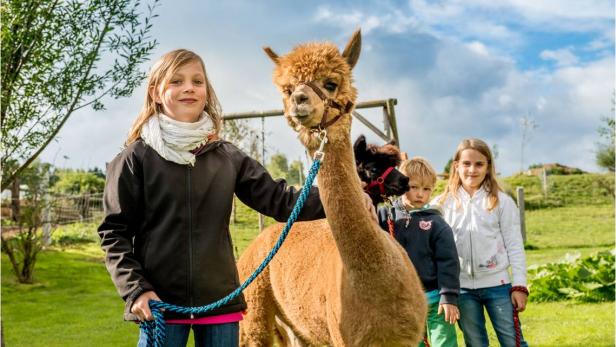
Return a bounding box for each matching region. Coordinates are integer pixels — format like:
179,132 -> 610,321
140,112 -> 214,166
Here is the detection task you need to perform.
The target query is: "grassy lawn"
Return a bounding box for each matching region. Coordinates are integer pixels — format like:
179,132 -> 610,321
525,205 -> 614,249
1,246 -> 140,347
2,189 -> 614,346
457,301 -> 615,347
3,246 -> 614,347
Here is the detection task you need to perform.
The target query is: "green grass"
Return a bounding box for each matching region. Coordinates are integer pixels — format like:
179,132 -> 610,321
229,197 -> 276,258
525,205 -> 614,249
504,173 -> 614,209
453,301 -> 615,347
2,190 -> 614,346
1,246 -> 140,347
3,246 -> 614,347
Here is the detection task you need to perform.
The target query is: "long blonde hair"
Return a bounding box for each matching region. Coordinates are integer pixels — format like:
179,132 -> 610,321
439,138 -> 501,211
125,49 -> 222,146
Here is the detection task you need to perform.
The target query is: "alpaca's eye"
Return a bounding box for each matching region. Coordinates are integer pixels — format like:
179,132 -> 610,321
324,81 -> 338,92
283,88 -> 292,96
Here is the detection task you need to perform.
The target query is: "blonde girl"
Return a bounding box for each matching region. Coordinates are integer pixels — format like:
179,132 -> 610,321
434,138 -> 528,347
98,49 -> 327,347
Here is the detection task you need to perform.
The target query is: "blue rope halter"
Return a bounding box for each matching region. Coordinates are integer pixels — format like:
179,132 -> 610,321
140,133 -> 327,347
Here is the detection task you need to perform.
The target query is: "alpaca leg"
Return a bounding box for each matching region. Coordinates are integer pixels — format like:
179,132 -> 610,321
239,283 -> 276,347
238,231 -> 278,346
274,316 -> 307,347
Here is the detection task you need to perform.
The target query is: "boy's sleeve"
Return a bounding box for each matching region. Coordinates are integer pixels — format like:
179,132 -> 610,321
433,218 -> 460,306
97,148 -> 154,319
233,148 -> 325,222
499,194 -> 528,287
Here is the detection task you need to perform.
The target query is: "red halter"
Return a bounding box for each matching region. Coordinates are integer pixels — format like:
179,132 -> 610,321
363,166 -> 396,196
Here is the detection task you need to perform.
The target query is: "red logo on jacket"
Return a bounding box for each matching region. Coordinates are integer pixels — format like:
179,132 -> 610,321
419,220 -> 432,231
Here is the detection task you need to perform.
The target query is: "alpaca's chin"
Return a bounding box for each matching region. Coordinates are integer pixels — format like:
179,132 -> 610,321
297,129 -> 321,151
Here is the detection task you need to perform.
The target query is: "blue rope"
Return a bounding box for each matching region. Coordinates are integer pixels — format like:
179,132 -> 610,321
140,158 -> 322,347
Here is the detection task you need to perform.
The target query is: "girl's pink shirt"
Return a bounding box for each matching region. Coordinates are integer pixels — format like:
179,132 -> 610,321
166,311 -> 243,325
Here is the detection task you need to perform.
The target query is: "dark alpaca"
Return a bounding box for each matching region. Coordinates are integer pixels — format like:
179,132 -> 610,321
354,135 -> 409,206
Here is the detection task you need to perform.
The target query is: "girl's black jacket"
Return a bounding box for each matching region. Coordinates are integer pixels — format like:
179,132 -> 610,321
98,139 -> 325,320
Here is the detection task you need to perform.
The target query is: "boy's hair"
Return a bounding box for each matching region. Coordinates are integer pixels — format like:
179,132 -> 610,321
439,138 -> 501,211
126,49 -> 222,146
399,157 -> 437,187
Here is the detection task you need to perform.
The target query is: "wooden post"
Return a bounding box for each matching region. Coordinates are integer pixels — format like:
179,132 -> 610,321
259,117 -> 265,232
385,99 -> 399,145
516,186 -> 527,243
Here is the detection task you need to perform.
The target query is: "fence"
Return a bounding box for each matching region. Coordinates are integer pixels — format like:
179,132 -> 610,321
48,193 -> 104,225
1,192 -> 104,226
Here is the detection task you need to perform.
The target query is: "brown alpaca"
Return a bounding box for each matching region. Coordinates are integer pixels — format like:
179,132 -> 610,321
238,30 -> 427,346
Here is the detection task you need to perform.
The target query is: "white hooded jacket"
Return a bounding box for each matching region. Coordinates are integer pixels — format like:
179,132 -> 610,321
433,186 -> 527,289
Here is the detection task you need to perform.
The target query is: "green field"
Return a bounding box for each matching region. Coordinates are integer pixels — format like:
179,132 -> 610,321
2,174 -> 614,346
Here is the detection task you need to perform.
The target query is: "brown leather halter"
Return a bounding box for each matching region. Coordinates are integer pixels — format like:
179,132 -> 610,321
297,81 -> 354,130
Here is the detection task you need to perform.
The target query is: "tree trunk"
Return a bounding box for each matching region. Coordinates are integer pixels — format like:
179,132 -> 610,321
10,178 -> 19,222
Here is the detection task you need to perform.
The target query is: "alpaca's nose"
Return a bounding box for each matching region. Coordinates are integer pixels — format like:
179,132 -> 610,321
293,92 -> 309,105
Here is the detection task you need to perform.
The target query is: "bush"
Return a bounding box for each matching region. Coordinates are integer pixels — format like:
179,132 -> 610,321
529,250 -> 615,303
52,223 -> 99,247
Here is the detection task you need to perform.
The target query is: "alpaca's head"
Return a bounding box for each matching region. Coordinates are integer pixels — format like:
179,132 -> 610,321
264,30 -> 361,149
354,135 -> 409,205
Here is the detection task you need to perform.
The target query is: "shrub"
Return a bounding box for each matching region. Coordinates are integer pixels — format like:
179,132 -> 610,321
52,223 -> 99,247
528,250 -> 615,303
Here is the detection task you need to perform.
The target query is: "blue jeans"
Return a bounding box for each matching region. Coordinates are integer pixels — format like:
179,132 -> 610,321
458,284 -> 528,347
137,322 -> 239,347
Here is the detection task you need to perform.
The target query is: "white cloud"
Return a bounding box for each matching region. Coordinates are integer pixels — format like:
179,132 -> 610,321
37,0 -> 614,178
466,41 -> 489,56
314,5 -> 417,35
540,48 -> 580,67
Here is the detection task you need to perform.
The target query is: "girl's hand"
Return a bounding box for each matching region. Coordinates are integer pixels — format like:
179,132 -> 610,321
438,303 -> 460,324
131,291 -> 161,321
511,291 -> 528,312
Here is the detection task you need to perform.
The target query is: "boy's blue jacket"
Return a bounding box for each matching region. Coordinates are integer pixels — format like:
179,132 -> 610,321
378,199 -> 460,305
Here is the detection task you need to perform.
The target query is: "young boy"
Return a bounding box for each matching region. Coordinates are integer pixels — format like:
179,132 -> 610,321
378,157 -> 460,347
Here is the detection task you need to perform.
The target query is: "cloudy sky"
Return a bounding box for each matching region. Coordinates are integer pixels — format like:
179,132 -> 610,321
40,0 -> 615,176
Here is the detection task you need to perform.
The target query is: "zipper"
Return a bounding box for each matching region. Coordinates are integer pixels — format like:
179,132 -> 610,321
187,166 -> 194,309
468,200 -> 475,284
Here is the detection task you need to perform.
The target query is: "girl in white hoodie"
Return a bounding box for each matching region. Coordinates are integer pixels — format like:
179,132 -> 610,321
434,138 -> 528,347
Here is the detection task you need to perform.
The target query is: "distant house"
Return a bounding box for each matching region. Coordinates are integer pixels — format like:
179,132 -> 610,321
526,163 -> 585,176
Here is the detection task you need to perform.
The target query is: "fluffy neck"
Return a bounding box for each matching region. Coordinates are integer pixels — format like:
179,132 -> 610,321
314,131 -> 395,275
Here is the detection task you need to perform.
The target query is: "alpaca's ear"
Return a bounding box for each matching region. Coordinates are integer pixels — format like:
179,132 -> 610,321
342,29 -> 361,69
263,47 -> 280,64
354,134 -> 367,161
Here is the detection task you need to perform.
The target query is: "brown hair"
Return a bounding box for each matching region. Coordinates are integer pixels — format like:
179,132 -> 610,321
125,49 -> 222,146
439,138 -> 501,211
399,157 -> 437,187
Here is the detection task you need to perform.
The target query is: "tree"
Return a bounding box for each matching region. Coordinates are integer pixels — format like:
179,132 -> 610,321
519,113 -> 539,173
221,119 -> 261,159
596,116 -> 615,172
1,160 -> 54,283
221,119 -> 262,223
287,160 -> 304,186
1,0 -> 160,191
267,153 -> 289,181
443,158 -> 453,174
52,169 -> 105,195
